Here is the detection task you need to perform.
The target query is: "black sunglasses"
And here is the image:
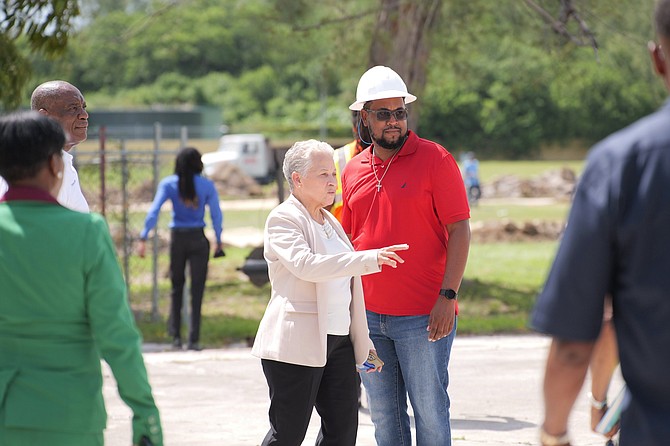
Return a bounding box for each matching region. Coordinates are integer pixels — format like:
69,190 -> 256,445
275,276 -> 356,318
364,108 -> 408,122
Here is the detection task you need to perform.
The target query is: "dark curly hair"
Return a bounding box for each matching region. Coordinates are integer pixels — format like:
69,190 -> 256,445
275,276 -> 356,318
0,111 -> 65,184
656,0 -> 670,37
174,147 -> 204,208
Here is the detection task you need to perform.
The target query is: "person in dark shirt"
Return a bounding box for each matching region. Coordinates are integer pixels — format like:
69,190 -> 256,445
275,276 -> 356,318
532,1 -> 670,444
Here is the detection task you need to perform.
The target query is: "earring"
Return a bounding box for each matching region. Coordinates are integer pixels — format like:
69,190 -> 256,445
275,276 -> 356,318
57,171 -> 63,179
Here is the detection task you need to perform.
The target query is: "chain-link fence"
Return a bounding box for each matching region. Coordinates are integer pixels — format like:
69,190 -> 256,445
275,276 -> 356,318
74,124 -> 197,322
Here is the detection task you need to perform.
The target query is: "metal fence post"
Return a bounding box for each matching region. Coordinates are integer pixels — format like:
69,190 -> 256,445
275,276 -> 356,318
180,125 -> 188,149
99,126 -> 106,218
151,123 -> 161,322
121,139 -> 131,294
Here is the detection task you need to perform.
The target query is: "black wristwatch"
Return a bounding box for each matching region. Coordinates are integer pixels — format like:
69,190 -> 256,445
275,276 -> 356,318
439,288 -> 458,300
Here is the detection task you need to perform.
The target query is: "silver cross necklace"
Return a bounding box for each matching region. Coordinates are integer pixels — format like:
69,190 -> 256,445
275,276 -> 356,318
371,147 -> 399,192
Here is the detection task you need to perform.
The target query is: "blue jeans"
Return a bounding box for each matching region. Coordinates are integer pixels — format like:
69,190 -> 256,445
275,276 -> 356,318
361,311 -> 457,446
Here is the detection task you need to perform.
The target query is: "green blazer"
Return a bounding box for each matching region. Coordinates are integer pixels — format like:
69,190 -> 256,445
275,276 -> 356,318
0,195 -> 162,445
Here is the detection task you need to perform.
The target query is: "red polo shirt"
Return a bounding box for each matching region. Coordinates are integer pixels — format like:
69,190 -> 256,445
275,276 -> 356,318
341,131 -> 470,315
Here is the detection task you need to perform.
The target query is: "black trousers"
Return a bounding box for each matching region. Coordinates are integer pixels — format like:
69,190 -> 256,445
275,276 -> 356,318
261,335 -> 359,446
168,228 -> 210,344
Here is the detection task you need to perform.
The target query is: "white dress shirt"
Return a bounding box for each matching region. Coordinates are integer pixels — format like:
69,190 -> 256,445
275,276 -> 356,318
57,150 -> 89,212
0,150 -> 89,213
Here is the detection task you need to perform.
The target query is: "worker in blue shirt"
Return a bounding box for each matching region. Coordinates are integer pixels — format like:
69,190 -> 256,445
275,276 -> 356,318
139,147 -> 223,351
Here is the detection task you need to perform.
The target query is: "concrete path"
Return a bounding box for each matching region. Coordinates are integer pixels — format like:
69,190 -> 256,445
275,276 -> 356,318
103,335 -> 622,445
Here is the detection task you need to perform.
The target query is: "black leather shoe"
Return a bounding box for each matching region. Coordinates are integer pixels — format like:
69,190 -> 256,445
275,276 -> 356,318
172,337 -> 182,349
187,343 -> 202,351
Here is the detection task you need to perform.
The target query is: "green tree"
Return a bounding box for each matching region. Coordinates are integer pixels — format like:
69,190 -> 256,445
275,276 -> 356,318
0,0 -> 79,109
420,0 -> 661,157
47,0 -> 279,91
22,0 -> 666,157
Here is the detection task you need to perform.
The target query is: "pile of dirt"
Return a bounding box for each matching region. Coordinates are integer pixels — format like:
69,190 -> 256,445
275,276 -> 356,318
469,168 -> 576,242
483,167 -> 577,200
471,219 -> 564,243
207,162 -> 263,198
83,185 -> 149,211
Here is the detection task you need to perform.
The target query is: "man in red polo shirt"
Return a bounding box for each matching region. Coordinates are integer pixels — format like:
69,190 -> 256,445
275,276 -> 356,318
341,66 -> 471,446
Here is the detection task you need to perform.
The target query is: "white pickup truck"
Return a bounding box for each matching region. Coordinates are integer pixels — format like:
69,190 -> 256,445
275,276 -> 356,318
202,133 -> 277,184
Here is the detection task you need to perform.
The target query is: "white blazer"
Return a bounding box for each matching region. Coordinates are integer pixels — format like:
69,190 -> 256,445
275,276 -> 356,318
251,195 -> 380,367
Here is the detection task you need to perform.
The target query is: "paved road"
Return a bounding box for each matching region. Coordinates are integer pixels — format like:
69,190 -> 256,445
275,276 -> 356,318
103,335 -> 622,445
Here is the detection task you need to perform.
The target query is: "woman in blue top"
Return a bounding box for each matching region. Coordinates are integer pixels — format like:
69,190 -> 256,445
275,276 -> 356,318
139,147 -> 223,351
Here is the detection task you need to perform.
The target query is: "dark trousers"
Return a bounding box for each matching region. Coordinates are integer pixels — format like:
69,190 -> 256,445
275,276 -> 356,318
168,228 -> 210,344
261,335 -> 359,446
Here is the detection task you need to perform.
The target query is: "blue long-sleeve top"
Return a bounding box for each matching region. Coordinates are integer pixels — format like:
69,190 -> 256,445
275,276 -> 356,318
140,174 -> 223,243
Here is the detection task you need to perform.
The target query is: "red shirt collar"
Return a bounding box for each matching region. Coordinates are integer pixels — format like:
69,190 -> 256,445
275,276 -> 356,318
0,185 -> 60,205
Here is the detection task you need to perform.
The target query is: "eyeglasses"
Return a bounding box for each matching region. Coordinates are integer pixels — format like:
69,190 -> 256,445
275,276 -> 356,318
364,108 -> 408,122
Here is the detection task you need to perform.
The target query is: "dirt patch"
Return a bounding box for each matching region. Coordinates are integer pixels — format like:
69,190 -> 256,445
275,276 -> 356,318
471,168 -> 575,243
483,167 -> 577,200
471,219 -> 564,243
207,162 -> 264,198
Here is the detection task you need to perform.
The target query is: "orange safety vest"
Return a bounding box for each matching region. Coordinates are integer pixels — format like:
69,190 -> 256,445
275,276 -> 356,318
331,140 -> 360,222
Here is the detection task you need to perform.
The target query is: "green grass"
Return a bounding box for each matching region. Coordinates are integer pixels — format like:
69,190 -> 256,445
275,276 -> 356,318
224,208 -> 271,229
456,241 -> 558,334
479,160 -> 585,182
466,241 -> 557,289
130,246 -> 271,347
132,238 -> 562,344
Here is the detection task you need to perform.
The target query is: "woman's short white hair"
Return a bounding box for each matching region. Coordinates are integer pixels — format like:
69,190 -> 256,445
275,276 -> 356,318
283,139 -> 334,192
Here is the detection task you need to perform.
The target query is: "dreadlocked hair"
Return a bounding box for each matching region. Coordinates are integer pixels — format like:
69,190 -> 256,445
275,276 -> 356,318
174,147 -> 204,208
657,0 -> 670,38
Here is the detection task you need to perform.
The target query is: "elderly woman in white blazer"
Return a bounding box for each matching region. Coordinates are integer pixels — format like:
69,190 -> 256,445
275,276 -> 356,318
252,139 -> 408,446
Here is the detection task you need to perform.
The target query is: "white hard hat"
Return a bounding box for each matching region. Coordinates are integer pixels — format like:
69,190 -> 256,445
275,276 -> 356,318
349,66 -> 417,111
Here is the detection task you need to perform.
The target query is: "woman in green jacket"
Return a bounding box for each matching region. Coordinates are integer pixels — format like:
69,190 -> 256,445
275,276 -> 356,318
0,111 -> 162,446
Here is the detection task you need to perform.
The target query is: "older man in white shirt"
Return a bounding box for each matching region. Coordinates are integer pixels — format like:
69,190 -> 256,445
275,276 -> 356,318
0,80 -> 89,212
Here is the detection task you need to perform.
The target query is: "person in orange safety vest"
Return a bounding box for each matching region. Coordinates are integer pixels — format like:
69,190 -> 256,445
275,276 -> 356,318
327,110 -> 371,222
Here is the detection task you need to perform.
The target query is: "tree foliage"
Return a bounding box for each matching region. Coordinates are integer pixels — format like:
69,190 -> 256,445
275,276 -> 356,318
0,0 -> 79,109
15,0 -> 668,158
421,0 -> 662,157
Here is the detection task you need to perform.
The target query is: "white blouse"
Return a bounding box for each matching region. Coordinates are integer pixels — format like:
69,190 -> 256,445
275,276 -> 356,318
311,218 -> 353,335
